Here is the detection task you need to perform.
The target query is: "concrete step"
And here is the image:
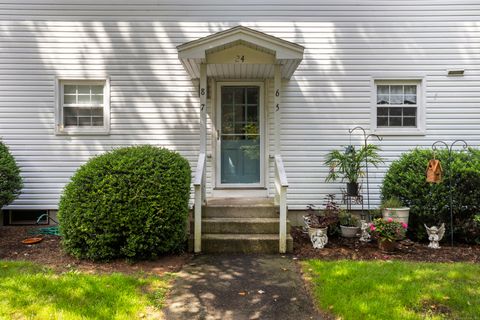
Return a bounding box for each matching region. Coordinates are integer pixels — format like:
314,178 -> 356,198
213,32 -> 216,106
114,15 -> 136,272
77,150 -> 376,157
197,217 -> 291,234
199,233 -> 294,254
203,197 -> 278,218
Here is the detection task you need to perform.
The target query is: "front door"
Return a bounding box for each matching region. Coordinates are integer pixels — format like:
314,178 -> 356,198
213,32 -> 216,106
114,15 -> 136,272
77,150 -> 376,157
216,83 -> 264,187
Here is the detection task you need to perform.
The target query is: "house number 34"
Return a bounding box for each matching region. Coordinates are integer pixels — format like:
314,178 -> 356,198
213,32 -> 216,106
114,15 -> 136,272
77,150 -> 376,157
234,55 -> 245,63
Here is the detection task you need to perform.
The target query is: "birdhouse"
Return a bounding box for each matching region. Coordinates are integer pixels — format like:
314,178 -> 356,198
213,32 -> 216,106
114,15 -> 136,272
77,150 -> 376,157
426,159 -> 443,183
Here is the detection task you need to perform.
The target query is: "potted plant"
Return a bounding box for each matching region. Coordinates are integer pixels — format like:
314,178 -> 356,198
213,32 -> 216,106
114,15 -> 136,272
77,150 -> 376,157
369,218 -> 408,252
339,209 -> 360,238
303,195 -> 340,247
381,197 -> 410,225
324,144 -> 383,196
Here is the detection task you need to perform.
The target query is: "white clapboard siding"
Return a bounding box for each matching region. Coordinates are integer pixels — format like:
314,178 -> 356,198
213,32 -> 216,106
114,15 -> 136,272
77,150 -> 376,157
0,0 -> 479,210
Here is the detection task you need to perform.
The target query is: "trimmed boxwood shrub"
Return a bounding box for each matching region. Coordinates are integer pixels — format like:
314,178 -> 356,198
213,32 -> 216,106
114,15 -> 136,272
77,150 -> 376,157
0,140 -> 23,208
381,148 -> 480,243
58,145 -> 191,261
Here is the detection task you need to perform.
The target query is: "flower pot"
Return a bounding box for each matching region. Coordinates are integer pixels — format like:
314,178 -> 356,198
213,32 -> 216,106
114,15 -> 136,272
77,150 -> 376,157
382,207 -> 410,225
340,225 -> 360,238
378,239 -> 396,252
346,182 -> 359,196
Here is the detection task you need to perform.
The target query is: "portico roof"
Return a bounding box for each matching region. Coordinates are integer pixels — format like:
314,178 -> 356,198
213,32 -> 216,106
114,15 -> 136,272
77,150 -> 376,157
177,26 -> 304,79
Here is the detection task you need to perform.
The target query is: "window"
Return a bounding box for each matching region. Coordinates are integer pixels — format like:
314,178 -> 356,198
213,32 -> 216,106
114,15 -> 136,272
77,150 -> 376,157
56,79 -> 110,134
372,79 -> 424,134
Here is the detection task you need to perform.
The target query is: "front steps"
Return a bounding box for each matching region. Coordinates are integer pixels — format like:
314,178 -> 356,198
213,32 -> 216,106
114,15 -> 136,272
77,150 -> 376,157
190,197 -> 293,254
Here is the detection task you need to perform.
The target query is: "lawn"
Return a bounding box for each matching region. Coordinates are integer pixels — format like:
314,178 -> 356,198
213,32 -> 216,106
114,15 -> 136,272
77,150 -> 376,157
0,261 -> 173,320
302,260 -> 480,320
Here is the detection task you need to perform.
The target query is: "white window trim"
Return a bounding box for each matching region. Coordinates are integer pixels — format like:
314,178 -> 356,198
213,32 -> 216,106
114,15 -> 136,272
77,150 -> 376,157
370,76 -> 426,136
55,77 -> 111,135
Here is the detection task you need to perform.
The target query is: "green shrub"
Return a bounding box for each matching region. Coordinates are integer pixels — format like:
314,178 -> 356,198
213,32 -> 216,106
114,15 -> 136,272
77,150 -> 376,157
58,145 -> 191,261
0,140 -> 23,208
381,148 -> 480,243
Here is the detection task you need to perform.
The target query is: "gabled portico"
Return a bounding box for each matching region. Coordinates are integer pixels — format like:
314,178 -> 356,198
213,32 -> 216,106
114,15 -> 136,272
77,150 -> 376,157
177,26 -> 304,253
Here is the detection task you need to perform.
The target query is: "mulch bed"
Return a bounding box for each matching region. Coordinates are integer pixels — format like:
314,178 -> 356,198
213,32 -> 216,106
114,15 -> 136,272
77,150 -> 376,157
0,226 -> 191,274
292,227 -> 480,263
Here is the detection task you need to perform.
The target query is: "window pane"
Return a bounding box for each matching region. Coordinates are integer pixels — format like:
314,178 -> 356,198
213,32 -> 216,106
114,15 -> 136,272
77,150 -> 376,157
78,117 -> 92,126
247,105 -> 258,123
390,117 -> 402,126
390,107 -> 402,116
91,85 -> 103,94
377,94 -> 389,104
403,117 -> 416,127
403,107 -> 416,116
246,88 -> 258,105
234,87 -> 245,105
404,85 -> 416,94
92,117 -> 104,126
222,88 -> 234,104
377,117 -> 388,127
377,85 -> 389,95
91,107 -> 103,117
64,85 -> 76,94
91,94 -> 103,104
77,94 -> 90,104
404,94 -> 417,104
64,117 -> 78,127
390,94 -> 403,104
391,85 -> 403,95
64,107 -> 77,117
64,94 -> 76,104
78,85 -> 90,94
377,107 -> 388,116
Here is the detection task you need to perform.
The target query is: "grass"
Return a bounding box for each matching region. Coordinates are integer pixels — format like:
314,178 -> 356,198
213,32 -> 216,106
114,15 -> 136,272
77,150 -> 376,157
302,260 -> 480,320
0,261 -> 174,320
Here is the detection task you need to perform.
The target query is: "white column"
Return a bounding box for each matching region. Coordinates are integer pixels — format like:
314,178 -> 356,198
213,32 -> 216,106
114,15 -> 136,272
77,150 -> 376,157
199,63 -> 207,153
274,64 -> 282,155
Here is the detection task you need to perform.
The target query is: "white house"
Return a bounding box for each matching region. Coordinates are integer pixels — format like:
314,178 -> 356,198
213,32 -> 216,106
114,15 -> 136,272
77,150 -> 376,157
1,1 -> 479,252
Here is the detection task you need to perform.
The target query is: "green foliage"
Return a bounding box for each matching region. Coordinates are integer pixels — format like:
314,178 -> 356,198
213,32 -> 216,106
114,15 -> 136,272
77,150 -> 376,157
338,210 -> 359,227
324,144 -> 383,184
0,261 -> 173,319
58,145 -> 191,261
381,196 -> 405,209
0,140 -> 23,208
303,260 -> 480,320
381,148 -> 480,243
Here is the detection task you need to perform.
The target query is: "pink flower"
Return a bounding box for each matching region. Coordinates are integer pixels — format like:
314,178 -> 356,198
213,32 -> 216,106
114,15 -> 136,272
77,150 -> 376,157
401,222 -> 408,229
387,218 -> 393,223
370,225 -> 376,231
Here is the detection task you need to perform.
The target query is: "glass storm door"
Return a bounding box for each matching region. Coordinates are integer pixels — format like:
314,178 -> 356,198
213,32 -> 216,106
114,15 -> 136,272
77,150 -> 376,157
219,85 -> 262,185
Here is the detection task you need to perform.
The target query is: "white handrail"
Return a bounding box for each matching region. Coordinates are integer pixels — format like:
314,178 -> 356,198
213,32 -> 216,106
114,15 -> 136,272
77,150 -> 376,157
274,155 -> 288,253
193,153 -> 206,253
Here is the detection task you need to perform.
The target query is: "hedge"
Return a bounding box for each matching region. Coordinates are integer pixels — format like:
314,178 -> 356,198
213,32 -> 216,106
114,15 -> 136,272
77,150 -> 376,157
58,145 -> 191,261
0,140 -> 23,208
381,148 -> 480,243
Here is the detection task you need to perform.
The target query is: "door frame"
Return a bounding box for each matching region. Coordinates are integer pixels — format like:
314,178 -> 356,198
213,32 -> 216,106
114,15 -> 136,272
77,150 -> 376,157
215,81 -> 266,189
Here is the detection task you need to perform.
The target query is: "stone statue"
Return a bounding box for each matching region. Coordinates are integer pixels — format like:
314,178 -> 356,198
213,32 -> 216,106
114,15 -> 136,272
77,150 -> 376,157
310,228 -> 328,249
424,223 -> 445,249
359,220 -> 371,242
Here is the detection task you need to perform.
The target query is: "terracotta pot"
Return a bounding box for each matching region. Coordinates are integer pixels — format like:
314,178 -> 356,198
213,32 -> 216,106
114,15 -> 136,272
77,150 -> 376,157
340,225 -> 360,238
382,207 -> 410,225
378,239 -> 396,252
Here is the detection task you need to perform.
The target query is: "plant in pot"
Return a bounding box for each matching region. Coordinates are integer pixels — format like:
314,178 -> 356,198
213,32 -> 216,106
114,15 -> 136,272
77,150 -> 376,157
303,195 -> 340,247
324,144 -> 383,196
339,209 -> 360,238
381,197 -> 410,225
369,218 -> 408,252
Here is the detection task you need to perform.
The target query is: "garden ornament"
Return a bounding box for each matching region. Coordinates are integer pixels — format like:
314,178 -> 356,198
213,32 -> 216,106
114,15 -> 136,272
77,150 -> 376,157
426,152 -> 443,183
310,228 -> 328,249
424,223 -> 445,249
303,215 -> 313,233
359,220 -> 371,242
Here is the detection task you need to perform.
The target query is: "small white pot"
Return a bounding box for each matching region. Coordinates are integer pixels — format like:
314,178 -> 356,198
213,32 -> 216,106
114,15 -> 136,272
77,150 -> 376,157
382,207 -> 410,225
340,225 -> 360,238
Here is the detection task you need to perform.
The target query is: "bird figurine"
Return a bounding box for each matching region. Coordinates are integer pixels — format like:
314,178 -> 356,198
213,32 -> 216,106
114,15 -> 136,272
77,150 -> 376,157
424,223 -> 445,249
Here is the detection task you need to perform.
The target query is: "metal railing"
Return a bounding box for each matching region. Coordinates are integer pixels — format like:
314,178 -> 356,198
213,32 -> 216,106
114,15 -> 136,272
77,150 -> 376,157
274,155 -> 288,253
193,153 -> 206,253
